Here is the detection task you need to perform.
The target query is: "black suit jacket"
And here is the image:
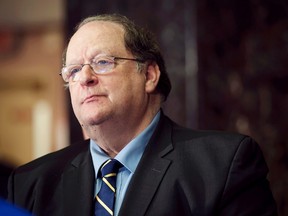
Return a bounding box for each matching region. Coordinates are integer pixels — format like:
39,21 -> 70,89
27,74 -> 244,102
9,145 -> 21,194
8,114 -> 278,215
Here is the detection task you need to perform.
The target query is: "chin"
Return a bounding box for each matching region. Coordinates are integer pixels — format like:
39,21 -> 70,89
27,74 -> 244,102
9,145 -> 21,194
81,114 -> 110,127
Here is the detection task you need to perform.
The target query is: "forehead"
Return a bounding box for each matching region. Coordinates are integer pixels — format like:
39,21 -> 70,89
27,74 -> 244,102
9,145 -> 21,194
66,21 -> 126,61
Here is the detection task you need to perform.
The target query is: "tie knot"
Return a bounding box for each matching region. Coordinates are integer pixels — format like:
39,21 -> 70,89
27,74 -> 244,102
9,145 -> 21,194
99,159 -> 122,178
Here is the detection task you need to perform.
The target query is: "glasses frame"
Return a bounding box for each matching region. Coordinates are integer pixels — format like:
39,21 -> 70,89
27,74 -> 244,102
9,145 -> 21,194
59,55 -> 145,82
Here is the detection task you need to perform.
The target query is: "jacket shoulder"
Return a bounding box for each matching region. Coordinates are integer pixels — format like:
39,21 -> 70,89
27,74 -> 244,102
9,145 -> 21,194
14,140 -> 90,175
167,116 -> 249,145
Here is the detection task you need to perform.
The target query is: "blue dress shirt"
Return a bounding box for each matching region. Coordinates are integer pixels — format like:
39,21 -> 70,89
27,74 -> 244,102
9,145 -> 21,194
90,111 -> 160,216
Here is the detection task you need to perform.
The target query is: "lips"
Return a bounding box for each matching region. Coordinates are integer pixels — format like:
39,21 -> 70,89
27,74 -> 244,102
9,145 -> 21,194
82,94 -> 103,104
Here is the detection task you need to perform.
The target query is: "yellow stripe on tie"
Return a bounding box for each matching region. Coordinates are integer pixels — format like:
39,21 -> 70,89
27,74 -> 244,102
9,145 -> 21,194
96,195 -> 113,215
105,173 -> 117,178
102,159 -> 112,169
103,177 -> 116,192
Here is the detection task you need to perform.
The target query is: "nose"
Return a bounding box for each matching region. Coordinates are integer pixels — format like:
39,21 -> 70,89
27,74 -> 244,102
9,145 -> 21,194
78,64 -> 98,86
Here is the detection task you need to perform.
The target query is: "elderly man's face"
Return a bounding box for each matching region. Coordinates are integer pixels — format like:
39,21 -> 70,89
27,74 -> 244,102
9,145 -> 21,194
65,21 -> 150,130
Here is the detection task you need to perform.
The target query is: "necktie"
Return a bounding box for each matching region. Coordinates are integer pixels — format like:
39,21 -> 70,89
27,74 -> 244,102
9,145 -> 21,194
95,159 -> 122,216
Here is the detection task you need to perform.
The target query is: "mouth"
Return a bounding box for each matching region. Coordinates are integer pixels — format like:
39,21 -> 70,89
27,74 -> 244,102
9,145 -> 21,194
82,94 -> 104,104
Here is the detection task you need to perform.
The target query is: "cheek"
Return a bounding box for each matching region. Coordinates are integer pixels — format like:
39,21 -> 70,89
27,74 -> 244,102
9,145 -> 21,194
69,87 -> 80,111
104,75 -> 126,98
110,76 -> 134,94
111,77 -> 145,105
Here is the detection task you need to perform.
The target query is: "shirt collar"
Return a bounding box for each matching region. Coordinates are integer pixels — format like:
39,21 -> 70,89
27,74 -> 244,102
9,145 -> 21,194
90,111 -> 160,177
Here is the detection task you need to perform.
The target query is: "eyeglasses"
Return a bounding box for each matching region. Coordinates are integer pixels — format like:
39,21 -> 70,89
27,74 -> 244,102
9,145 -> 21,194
60,55 -> 145,82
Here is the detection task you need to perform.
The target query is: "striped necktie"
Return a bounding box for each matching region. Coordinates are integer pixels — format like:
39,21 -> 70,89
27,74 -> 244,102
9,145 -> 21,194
95,159 -> 122,216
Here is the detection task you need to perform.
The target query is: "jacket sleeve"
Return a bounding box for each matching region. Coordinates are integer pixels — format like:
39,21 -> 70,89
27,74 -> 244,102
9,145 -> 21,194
218,136 -> 278,215
7,170 -> 15,203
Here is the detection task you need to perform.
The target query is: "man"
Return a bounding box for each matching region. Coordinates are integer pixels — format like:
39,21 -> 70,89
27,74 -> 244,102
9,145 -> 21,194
8,14 -> 277,216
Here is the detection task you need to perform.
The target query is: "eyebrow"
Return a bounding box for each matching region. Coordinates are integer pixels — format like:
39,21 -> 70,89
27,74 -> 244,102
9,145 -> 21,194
68,50 -> 115,63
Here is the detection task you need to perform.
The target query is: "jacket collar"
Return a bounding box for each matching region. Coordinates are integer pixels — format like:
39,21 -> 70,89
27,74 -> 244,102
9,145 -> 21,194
62,141 -> 95,215
118,113 -> 174,216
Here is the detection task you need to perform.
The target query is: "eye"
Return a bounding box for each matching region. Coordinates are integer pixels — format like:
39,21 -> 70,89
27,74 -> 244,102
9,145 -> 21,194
94,58 -> 114,66
91,57 -> 115,74
69,66 -> 81,74
67,65 -> 82,79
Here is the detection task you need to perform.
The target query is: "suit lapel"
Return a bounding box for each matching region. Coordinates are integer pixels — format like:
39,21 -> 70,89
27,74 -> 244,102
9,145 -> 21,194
119,114 -> 174,216
62,143 -> 95,216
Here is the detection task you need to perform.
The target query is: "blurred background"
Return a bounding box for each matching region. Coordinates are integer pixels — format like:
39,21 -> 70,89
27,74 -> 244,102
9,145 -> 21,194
0,0 -> 287,215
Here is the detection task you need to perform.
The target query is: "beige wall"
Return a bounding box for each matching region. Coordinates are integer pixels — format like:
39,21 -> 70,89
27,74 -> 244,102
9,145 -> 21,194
0,1 -> 68,166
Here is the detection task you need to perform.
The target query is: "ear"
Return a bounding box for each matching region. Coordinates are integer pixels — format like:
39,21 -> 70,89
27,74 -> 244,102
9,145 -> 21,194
145,62 -> 160,93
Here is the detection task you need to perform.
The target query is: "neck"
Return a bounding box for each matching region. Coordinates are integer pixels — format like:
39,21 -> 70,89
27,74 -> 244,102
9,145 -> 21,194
83,105 -> 160,158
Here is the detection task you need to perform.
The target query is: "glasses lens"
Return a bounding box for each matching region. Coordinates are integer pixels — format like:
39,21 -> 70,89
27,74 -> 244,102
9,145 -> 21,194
62,65 -> 82,82
60,56 -> 120,82
91,56 -> 115,74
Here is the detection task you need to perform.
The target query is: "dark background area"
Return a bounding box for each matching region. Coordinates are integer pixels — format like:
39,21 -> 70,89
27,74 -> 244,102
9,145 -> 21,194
64,0 -> 288,215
